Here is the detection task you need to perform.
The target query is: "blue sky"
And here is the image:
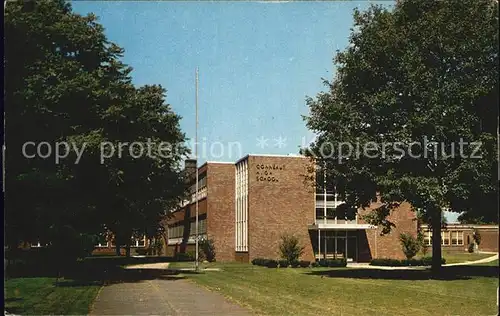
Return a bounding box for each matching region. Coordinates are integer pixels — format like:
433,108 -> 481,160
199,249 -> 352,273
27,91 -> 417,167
71,1 -> 458,222
72,1 -> 394,162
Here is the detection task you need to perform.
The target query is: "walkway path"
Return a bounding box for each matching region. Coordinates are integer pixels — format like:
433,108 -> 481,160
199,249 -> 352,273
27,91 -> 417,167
90,269 -> 250,315
347,254 -> 498,270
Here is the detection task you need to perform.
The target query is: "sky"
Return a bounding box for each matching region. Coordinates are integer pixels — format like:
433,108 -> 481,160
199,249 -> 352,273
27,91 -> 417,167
71,1 -> 458,222
71,0 -> 394,162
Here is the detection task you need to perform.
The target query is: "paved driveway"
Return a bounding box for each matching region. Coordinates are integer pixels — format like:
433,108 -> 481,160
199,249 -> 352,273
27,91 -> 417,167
90,276 -> 251,316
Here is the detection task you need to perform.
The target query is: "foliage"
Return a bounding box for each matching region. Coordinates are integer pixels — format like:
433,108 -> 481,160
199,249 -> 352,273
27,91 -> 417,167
278,259 -> 289,268
266,260 -> 279,268
417,229 -> 429,256
299,260 -> 311,268
317,259 -> 347,267
199,238 -> 216,262
370,257 -> 446,267
278,234 -> 305,264
399,233 -> 421,259
4,0 -> 188,258
473,229 -> 482,246
174,252 -> 195,262
304,0 -> 498,271
468,243 -> 475,253
251,258 -> 267,266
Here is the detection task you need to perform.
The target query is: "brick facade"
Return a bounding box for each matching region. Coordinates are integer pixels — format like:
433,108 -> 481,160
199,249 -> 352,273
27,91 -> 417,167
358,200 -> 418,260
166,155 -> 497,264
245,155 -> 316,262
206,163 -> 235,261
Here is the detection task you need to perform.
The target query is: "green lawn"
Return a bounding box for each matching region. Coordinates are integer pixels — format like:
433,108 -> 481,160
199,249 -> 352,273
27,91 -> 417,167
176,263 -> 498,316
474,259 -> 499,267
4,277 -> 102,315
442,251 -> 495,264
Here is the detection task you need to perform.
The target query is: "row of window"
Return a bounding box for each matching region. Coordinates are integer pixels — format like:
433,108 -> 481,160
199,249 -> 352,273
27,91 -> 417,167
96,235 -> 146,248
188,174 -> 207,194
235,159 -> 249,252
168,218 -> 207,239
423,230 -> 464,246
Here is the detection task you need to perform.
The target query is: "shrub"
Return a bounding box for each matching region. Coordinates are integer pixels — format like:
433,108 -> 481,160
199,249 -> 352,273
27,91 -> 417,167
417,230 -> 429,256
199,238 -> 216,262
290,260 -> 300,268
399,233 -> 420,260
136,248 -> 148,256
251,258 -> 266,266
420,256 -> 446,266
318,259 -> 347,267
311,261 -> 320,268
299,260 -> 311,268
278,259 -> 289,268
473,229 -> 481,246
468,243 -> 475,253
174,252 -> 195,262
266,260 -> 278,268
370,257 -> 445,266
278,234 -> 305,264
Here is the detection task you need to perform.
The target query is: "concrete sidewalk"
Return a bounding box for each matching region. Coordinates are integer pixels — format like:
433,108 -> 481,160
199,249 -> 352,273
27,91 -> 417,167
347,254 -> 498,270
90,277 -> 250,315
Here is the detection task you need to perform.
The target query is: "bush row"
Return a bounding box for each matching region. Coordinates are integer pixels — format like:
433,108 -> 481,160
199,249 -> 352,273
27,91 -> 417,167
311,258 -> 347,267
370,257 -> 446,267
251,258 -> 312,268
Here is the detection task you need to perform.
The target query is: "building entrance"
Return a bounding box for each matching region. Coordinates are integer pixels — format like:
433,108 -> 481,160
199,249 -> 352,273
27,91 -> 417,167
314,230 -> 358,262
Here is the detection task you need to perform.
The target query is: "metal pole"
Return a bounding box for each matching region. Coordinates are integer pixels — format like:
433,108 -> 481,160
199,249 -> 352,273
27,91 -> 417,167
323,161 -> 327,224
195,67 -> 199,271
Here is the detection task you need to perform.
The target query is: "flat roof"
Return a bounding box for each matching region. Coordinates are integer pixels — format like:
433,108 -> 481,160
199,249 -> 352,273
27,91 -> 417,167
235,153 -> 306,164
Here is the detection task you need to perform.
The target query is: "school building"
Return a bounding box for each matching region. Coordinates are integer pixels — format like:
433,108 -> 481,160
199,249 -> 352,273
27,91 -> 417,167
164,154 -> 422,262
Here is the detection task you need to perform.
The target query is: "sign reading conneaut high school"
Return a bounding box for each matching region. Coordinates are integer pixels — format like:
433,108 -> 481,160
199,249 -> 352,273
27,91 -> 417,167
255,164 -> 285,182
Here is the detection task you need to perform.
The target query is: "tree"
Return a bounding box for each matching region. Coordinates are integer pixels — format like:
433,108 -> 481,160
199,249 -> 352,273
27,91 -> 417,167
4,0 -> 188,258
304,0 -> 498,272
399,233 -> 420,260
278,234 -> 305,264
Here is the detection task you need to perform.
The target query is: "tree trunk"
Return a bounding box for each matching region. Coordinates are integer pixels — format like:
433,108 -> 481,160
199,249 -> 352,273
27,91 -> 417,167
115,245 -> 121,256
431,207 -> 442,273
125,245 -> 131,257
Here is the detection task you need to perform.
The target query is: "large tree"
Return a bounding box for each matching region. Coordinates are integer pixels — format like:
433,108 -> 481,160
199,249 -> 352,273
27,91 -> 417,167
4,0 -> 188,257
305,0 -> 498,271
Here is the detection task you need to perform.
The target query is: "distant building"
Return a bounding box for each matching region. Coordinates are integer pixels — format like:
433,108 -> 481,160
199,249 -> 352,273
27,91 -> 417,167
419,223 -> 499,253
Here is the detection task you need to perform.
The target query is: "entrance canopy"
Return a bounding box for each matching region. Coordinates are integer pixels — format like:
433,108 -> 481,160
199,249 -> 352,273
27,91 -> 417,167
308,223 -> 376,230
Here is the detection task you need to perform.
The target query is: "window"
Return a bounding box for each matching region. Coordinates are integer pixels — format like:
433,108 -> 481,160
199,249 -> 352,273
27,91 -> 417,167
424,230 -> 432,245
457,231 -> 464,245
441,231 -> 450,245
131,235 -> 146,247
450,231 -> 464,245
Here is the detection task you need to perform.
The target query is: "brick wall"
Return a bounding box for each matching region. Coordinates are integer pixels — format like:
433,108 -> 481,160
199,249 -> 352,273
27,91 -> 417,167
476,228 -> 499,252
247,156 -> 316,262
207,163 -> 236,262
358,200 -> 418,260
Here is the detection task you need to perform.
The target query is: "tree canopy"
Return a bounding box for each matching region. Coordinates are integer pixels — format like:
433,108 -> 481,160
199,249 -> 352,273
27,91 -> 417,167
5,0 -> 188,256
304,0 -> 498,270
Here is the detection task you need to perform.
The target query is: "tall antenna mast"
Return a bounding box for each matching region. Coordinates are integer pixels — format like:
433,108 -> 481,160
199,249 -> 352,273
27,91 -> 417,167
195,67 -> 199,272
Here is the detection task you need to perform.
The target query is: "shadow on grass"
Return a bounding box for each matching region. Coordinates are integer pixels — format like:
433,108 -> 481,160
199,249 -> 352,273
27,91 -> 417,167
7,261 -> 202,285
306,265 -> 499,281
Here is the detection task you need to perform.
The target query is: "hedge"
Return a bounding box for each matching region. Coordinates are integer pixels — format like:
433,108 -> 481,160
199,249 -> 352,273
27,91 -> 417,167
370,257 -> 446,267
315,259 -> 347,267
251,258 -> 312,268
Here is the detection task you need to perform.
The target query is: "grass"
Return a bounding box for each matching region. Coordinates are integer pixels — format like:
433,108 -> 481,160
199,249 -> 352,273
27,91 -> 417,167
4,277 -> 101,315
474,259 -> 499,267
176,263 -> 499,316
441,251 -> 494,264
